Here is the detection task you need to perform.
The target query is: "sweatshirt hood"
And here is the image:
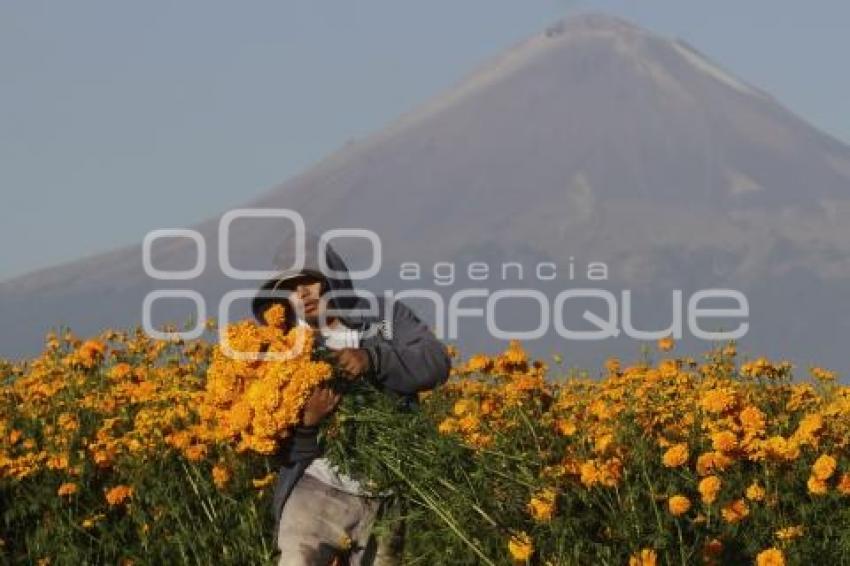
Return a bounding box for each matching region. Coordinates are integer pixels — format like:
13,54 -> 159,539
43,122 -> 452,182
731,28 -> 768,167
251,231 -> 359,324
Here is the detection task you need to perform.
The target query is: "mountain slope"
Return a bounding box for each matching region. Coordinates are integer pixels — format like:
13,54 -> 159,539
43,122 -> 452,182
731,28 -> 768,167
3,13 -> 850,372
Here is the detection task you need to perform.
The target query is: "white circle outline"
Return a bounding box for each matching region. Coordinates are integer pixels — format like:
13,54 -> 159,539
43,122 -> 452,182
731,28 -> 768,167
142,229 -> 206,280
219,208 -> 305,280
318,229 -> 381,280
142,290 -> 206,340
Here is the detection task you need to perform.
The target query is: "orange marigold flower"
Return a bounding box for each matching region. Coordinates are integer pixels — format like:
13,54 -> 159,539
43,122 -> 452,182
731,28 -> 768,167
661,443 -> 689,468
700,388 -> 736,414
507,531 -> 533,562
57,482 -> 78,497
745,482 -> 765,502
811,454 -> 837,481
720,499 -> 749,523
762,436 -> 800,462
105,485 -> 134,506
262,302 -> 287,328
252,473 -> 276,489
657,336 -> 674,352
775,526 -> 804,541
603,357 -> 621,374
667,495 -> 691,517
698,476 -> 722,505
628,548 -> 658,566
807,475 -> 828,495
212,463 -> 231,489
109,362 -> 132,380
78,339 -> 107,368
696,451 -> 734,476
710,431 -> 737,453
183,444 -> 208,462
554,419 -> 577,436
810,366 -> 837,383
739,406 -> 766,435
527,487 -> 557,522
755,547 -> 785,566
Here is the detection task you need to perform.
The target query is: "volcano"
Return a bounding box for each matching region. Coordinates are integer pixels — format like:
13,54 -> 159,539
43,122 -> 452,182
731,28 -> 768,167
3,13 -> 850,373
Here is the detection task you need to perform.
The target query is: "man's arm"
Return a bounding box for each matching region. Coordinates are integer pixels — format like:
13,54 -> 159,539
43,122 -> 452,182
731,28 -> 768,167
278,386 -> 340,464
361,300 -> 451,395
278,302 -> 450,463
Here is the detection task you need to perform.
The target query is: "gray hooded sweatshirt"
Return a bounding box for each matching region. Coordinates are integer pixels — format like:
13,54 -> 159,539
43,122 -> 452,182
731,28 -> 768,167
251,232 -> 451,527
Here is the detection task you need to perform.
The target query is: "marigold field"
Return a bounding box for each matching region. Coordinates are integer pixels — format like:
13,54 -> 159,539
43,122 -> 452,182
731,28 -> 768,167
2,314 -> 850,565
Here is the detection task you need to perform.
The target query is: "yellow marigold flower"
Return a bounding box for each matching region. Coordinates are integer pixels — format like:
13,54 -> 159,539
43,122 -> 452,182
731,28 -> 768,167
252,472 -> 276,489
109,362 -> 132,380
81,513 -> 106,529
457,414 -> 480,433
745,482 -> 765,502
667,495 -> 691,516
739,406 -> 766,435
262,302 -> 287,327
46,454 -> 69,471
500,341 -> 527,367
593,433 -> 614,455
452,398 -> 477,417
628,548 -> 657,566
507,531 -> 533,562
755,547 -> 785,566
807,475 -> 828,495
810,366 -> 836,382
579,460 -> 600,488
554,419 -> 577,436
105,485 -> 133,506
698,476 -> 722,504
604,357 -> 621,374
811,453 -> 837,481
710,430 -> 737,453
661,443 -> 689,468
696,451 -> 733,476
793,413 -> 824,446
437,418 -> 458,435
9,429 -> 22,445
700,388 -> 736,413
212,463 -> 231,489
837,473 -> 850,495
657,336 -> 674,352
57,482 -> 78,497
762,436 -> 800,462
183,443 -> 208,462
78,339 -> 107,368
466,354 -> 492,373
720,499 -> 749,523
579,458 -> 622,488
527,487 -> 557,522
775,525 -> 804,541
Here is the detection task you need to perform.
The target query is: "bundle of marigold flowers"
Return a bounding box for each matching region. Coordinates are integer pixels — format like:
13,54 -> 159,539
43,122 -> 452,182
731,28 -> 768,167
195,303 -> 334,455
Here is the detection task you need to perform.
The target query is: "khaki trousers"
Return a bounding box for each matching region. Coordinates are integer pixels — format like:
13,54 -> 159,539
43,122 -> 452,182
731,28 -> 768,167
276,473 -> 402,566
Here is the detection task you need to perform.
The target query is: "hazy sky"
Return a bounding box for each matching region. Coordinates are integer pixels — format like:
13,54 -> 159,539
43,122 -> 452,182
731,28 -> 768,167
2,0 -> 848,282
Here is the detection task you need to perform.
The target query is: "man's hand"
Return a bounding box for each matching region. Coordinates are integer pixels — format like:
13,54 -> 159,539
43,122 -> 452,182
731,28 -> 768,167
330,348 -> 371,381
301,386 -> 342,427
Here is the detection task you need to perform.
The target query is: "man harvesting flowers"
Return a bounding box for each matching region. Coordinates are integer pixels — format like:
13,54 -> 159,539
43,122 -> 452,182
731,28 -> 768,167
250,231 -> 451,566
